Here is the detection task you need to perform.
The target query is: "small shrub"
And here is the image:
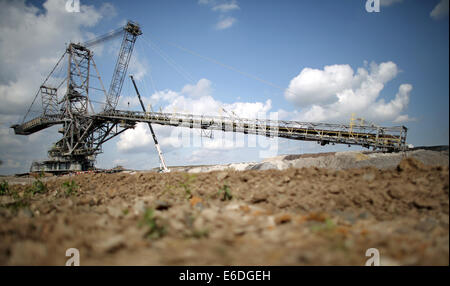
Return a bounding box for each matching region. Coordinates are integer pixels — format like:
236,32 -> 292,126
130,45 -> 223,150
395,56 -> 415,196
191,229 -> 209,239
179,174 -> 197,199
218,184 -> 233,201
0,180 -> 9,196
5,199 -> 30,213
27,178 -> 47,195
62,180 -> 79,196
311,218 -> 336,233
139,208 -> 166,240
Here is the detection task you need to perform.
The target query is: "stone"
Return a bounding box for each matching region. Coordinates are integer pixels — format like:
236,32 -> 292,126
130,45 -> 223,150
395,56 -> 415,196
275,214 -> 292,224
94,235 -> 125,253
328,185 -> 341,194
201,208 -> 218,221
107,206 -> 122,218
277,199 -> 290,209
415,217 -> 438,232
189,196 -> 203,207
133,200 -> 146,215
216,172 -> 228,181
413,198 -> 438,209
362,172 -> 376,182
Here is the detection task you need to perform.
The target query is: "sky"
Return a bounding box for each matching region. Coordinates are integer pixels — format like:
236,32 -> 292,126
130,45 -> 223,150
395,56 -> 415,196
0,0 -> 448,174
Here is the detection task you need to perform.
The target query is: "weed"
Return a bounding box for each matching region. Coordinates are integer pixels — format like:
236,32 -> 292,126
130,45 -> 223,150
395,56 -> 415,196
218,184 -> 233,201
139,208 -> 166,240
163,184 -> 175,197
191,229 -> 209,239
0,189 -> 30,214
179,174 -> 197,199
311,218 -> 336,232
62,180 -> 79,196
0,180 -> 9,196
3,199 -> 30,213
184,228 -> 209,239
27,178 -> 47,195
0,181 -> 32,214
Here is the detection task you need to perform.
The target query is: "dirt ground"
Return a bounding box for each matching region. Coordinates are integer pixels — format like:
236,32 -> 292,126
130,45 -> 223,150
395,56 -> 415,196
0,156 -> 448,265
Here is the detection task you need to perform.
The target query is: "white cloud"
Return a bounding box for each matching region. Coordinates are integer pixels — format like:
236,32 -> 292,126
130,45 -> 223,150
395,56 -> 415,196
212,0 -> 240,12
117,78 -> 273,153
181,78 -> 212,98
117,123 -> 153,152
215,16 -> 237,30
199,0 -> 240,30
187,149 -> 223,164
285,64 -> 355,105
99,2 -> 117,19
128,52 -> 148,81
285,61 -> 412,124
431,0 -> 449,20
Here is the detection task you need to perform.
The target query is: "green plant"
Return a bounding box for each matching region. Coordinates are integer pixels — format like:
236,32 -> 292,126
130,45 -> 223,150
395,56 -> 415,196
191,229 -> 209,239
27,178 -> 47,195
139,208 -> 166,240
0,180 -> 9,196
0,189 -> 30,214
3,199 -> 30,213
218,184 -> 233,201
311,218 -> 336,232
0,181 -> 31,214
62,180 -> 79,196
179,174 -> 197,199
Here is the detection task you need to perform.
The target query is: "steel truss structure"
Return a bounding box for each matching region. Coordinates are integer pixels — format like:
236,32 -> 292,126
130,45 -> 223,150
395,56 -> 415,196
12,21 -> 142,172
11,21 -> 408,173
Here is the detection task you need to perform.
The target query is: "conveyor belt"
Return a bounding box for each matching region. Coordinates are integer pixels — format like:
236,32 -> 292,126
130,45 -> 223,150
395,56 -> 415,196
12,110 -> 408,151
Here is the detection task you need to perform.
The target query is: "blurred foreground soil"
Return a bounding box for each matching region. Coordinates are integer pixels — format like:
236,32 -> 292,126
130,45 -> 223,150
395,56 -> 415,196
0,154 -> 448,265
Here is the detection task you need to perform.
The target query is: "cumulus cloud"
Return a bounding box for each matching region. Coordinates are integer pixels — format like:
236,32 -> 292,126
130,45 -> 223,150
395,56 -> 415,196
430,0 -> 449,20
285,61 -> 412,124
215,16 -> 237,30
285,64 -> 355,105
181,78 -> 212,98
117,123 -> 153,153
157,79 -> 271,118
116,78 -> 273,153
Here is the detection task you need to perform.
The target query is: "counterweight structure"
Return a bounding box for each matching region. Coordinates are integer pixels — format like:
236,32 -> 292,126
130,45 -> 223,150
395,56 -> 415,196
11,21 -> 408,173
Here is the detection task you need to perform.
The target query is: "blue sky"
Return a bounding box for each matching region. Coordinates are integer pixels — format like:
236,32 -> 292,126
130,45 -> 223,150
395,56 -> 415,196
0,0 -> 448,174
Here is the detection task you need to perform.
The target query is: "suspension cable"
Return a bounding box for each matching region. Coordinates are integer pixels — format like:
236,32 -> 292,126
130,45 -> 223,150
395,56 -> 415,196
141,36 -> 195,84
144,35 -> 302,99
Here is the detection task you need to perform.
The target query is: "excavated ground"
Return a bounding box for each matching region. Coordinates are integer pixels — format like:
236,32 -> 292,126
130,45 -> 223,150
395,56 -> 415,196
0,154 -> 448,265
